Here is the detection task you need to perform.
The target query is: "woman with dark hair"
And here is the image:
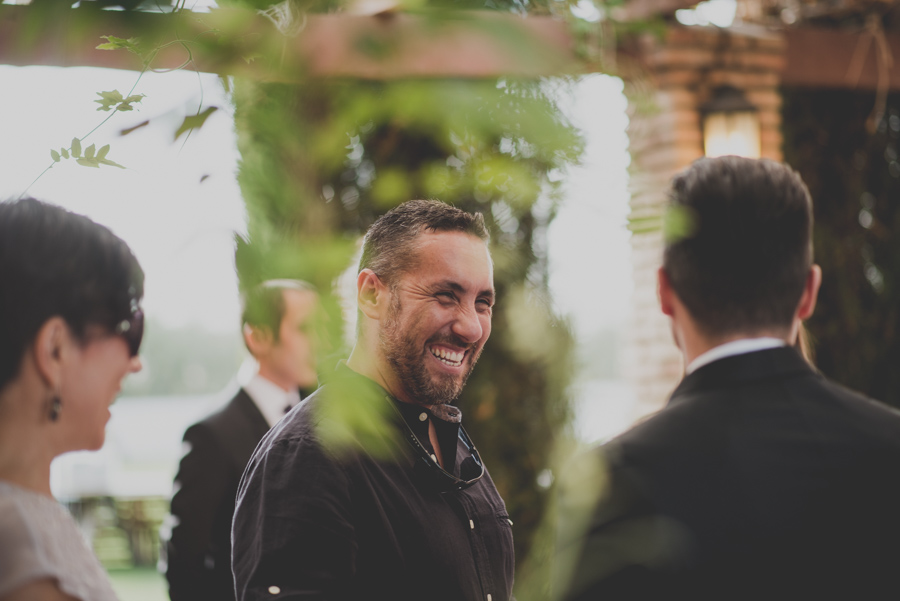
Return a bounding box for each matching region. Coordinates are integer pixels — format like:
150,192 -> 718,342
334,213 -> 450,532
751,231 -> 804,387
0,198 -> 145,601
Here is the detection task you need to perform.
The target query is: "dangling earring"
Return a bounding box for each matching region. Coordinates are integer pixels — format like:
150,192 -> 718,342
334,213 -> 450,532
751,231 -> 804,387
49,396 -> 61,422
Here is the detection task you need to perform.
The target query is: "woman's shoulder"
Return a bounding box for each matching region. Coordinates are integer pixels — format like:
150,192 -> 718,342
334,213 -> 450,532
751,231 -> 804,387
0,481 -> 119,601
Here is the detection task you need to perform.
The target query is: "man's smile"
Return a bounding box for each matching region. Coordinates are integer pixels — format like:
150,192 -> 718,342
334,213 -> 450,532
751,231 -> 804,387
428,345 -> 466,368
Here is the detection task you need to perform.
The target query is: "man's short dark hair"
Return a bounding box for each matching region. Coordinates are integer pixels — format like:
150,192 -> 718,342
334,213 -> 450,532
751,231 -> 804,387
241,279 -> 315,341
0,198 -> 144,392
359,199 -> 490,287
663,156 -> 813,337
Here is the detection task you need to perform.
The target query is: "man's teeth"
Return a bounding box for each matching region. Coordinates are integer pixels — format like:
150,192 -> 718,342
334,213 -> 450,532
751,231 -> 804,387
430,347 -> 464,366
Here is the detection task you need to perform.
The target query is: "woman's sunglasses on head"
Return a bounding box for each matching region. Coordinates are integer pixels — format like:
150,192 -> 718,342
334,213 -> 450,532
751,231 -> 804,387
114,306 -> 144,357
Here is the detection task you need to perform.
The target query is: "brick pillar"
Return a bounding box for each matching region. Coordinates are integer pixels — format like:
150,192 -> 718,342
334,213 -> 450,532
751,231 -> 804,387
624,24 -> 785,419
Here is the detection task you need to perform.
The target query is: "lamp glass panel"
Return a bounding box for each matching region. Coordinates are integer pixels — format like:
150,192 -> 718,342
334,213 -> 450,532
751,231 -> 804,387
703,112 -> 760,158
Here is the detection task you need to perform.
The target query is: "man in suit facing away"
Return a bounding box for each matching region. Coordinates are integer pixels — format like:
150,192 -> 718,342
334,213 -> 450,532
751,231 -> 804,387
165,280 -> 319,601
557,157 -> 900,600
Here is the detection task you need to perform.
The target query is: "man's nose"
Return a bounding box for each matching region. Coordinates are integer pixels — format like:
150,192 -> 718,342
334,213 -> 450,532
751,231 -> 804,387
129,356 -> 143,373
451,305 -> 484,344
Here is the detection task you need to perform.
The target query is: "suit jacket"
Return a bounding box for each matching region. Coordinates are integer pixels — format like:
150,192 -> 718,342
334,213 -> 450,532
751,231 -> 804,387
560,347 -> 900,601
166,389 -> 271,601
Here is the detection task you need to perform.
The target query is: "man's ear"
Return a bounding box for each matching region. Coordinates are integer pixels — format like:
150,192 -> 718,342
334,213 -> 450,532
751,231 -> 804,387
32,316 -> 68,389
243,324 -> 273,358
658,267 -> 677,318
797,264 -> 822,321
357,269 -> 388,320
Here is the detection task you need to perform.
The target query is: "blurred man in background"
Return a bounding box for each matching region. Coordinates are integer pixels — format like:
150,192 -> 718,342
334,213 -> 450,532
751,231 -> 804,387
166,280 -> 319,601
558,157 -> 900,600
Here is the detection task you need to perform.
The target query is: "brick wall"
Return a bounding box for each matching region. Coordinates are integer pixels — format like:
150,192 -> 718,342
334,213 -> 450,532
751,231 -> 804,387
624,23 -> 785,419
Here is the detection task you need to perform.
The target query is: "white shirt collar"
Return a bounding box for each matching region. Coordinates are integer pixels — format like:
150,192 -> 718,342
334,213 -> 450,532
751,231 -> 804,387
686,337 -> 786,375
243,373 -> 301,428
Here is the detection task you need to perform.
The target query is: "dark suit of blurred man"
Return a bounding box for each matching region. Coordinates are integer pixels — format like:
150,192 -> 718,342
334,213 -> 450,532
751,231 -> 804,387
165,280 -> 319,601
558,157 -> 900,601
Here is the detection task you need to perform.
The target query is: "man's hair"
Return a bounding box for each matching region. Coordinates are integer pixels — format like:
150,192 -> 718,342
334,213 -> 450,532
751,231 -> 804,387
358,199 -> 490,287
0,198 -> 144,392
663,156 -> 813,337
241,279 -> 315,342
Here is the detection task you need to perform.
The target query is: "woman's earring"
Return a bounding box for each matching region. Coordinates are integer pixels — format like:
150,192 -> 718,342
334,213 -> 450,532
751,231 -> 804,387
49,396 -> 61,422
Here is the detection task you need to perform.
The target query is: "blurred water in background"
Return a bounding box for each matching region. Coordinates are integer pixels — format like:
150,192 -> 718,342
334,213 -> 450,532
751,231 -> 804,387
51,388 -> 237,500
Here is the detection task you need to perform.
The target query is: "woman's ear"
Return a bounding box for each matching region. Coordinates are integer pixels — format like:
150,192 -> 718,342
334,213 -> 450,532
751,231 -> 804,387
357,269 -> 388,321
32,316 -> 69,390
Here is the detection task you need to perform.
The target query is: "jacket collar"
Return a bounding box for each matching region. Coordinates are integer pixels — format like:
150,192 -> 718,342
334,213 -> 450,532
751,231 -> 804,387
669,346 -> 815,407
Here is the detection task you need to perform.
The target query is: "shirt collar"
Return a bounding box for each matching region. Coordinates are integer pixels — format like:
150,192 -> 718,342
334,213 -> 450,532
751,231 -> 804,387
686,337 -> 786,375
244,373 -> 301,428
331,362 -> 462,472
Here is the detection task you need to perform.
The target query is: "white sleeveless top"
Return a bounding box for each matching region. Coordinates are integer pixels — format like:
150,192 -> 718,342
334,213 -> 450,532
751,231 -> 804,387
0,480 -> 119,601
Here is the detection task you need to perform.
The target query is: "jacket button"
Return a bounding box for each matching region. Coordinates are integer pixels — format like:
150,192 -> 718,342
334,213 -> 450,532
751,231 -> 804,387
269,585 -> 281,595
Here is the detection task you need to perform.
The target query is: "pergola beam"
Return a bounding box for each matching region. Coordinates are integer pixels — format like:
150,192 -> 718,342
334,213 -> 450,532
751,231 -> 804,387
4,3 -> 900,90
613,0 -> 697,22
0,4 -> 577,79
783,26 -> 900,91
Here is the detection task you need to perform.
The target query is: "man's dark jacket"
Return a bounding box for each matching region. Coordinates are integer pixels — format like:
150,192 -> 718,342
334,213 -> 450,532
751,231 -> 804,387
231,366 -> 515,601
561,347 -> 900,601
166,389 -> 270,601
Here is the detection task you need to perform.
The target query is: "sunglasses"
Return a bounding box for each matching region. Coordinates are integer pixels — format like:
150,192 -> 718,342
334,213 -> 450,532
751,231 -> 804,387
114,306 -> 144,357
387,398 -> 485,493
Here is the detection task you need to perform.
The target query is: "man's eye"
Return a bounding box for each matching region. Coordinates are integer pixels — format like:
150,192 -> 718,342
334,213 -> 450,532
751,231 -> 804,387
436,292 -> 455,301
476,300 -> 493,312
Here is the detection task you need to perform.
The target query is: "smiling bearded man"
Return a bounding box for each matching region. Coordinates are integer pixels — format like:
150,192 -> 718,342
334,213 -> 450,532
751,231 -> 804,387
381,291 -> 481,408
378,230 -> 490,411
232,200 -> 515,601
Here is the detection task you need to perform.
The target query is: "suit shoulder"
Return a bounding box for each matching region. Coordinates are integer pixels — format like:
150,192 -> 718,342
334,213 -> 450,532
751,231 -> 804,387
248,389 -> 322,463
814,376 -> 900,435
612,392 -> 725,448
184,390 -> 268,452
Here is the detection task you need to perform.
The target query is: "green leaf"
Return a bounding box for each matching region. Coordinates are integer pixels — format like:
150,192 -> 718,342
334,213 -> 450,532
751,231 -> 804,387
95,90 -> 124,112
96,35 -> 142,55
71,137 -> 82,158
84,144 -> 96,160
663,205 -> 698,243
51,149 -> 60,162
76,158 -> 101,168
99,158 -> 126,169
97,144 -> 110,160
174,106 -> 219,141
60,147 -> 69,159
372,168 -> 412,208
116,94 -> 145,112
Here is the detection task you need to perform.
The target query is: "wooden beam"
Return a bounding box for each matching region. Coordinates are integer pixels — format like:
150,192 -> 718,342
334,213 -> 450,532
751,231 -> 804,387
0,5 -> 577,79
782,26 -> 900,91
614,0 -> 698,22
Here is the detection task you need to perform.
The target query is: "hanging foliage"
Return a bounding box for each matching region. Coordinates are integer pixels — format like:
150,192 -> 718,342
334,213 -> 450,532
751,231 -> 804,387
783,88 -> 900,407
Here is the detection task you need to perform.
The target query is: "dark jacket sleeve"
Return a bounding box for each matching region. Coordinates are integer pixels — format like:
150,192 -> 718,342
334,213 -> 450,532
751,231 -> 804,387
232,432 -> 358,601
167,422 -> 233,601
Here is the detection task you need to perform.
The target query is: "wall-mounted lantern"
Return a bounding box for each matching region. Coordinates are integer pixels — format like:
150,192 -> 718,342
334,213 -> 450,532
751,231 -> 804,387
701,85 -> 761,158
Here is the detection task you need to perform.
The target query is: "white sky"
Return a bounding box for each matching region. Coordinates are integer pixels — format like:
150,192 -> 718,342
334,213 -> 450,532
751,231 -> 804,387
0,65 -> 246,332
0,66 -> 632,343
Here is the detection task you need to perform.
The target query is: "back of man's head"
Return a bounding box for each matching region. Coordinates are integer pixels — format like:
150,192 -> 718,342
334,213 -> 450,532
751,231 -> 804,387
663,156 -> 813,338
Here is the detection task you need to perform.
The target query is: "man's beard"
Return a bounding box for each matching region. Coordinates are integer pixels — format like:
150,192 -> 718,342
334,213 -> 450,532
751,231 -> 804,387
379,296 -> 481,406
